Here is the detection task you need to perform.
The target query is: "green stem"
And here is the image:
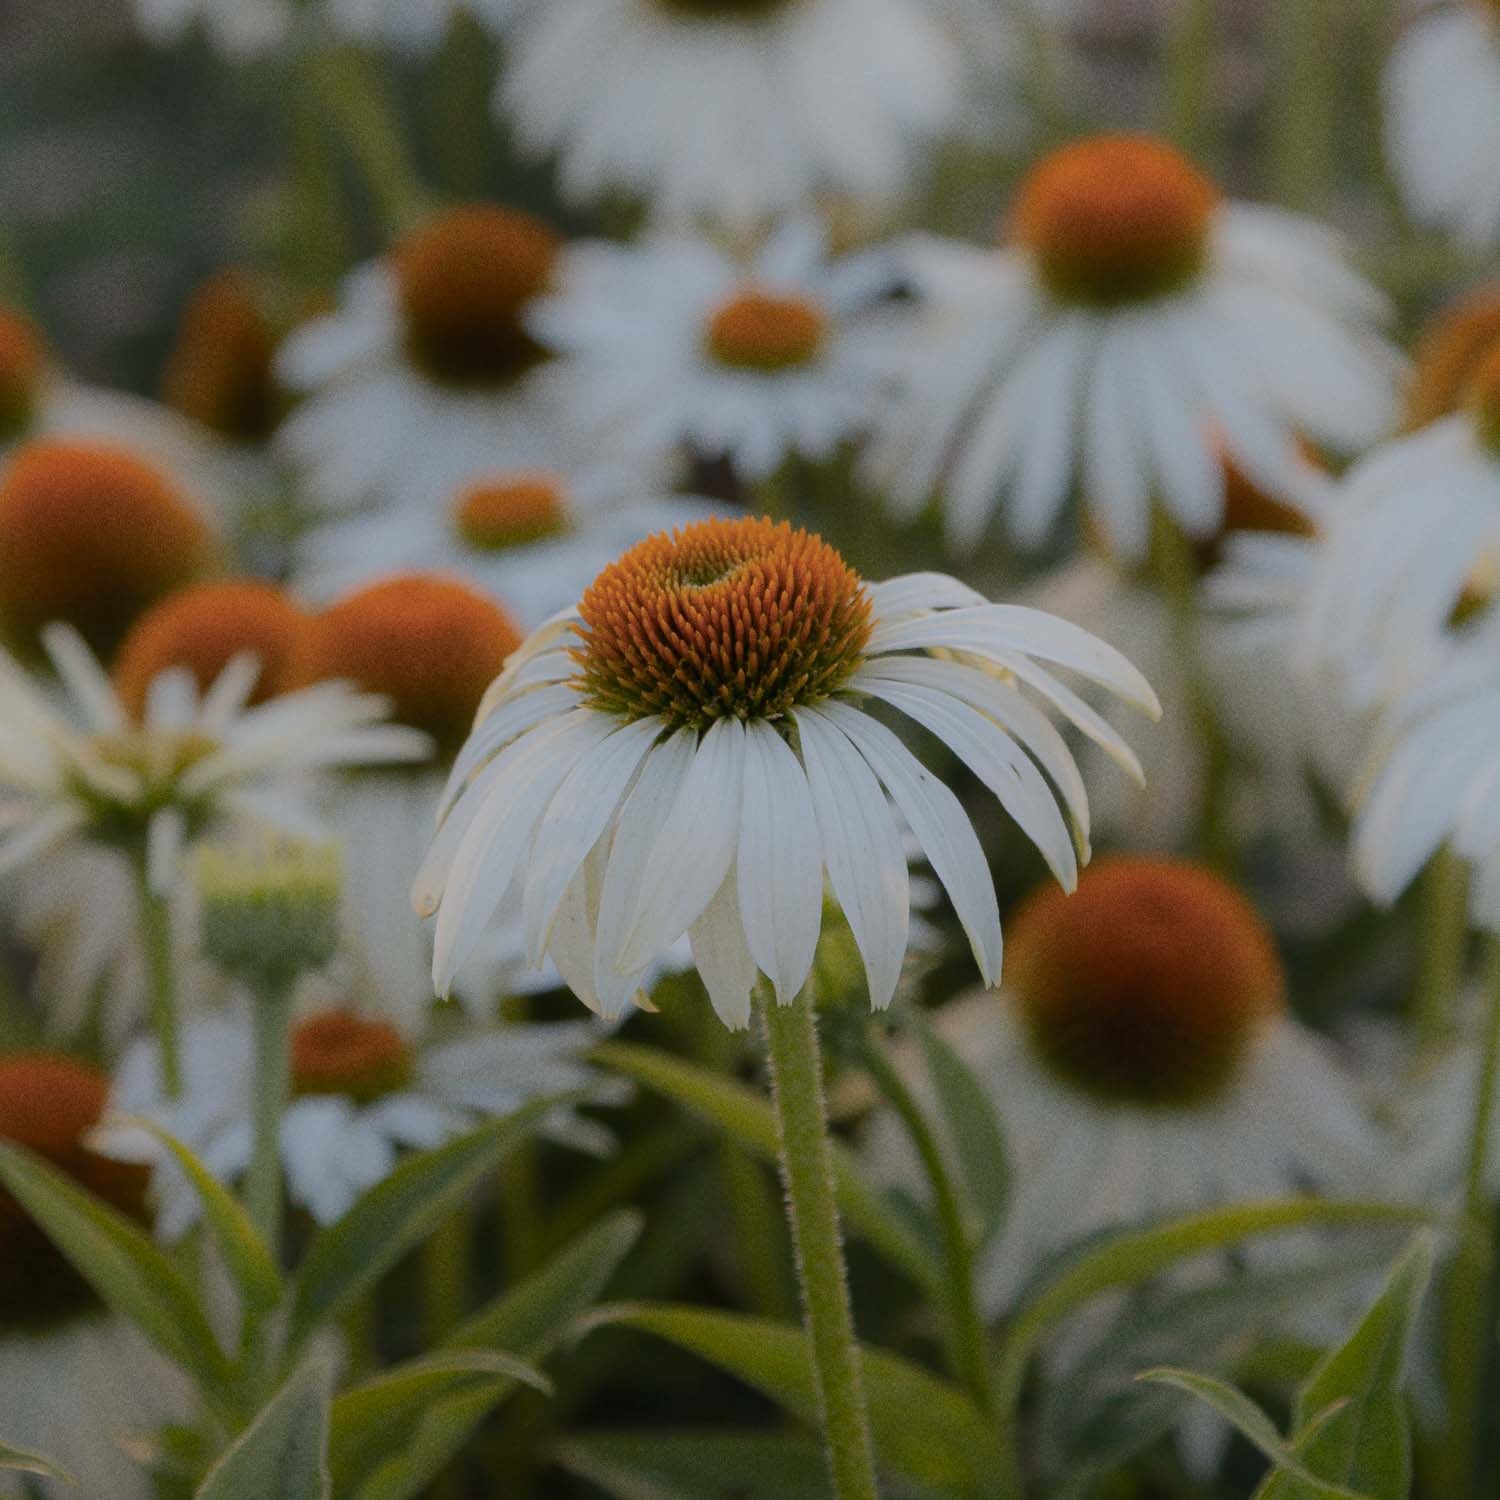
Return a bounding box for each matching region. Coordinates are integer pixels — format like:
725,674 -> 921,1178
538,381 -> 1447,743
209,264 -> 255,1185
1149,513 -> 1235,874
423,1211 -> 473,1500
1414,848 -> 1470,1050
761,989 -> 879,1500
1443,937 -> 1500,1498
135,859 -> 182,1100
247,983 -> 293,1257
1265,0 -> 1339,210
1164,0 -> 1219,162
858,1029 -> 995,1416
308,47 -> 430,237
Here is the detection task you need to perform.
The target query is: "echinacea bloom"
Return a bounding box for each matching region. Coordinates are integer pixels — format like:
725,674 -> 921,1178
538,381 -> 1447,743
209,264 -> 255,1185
296,465 -> 716,630
497,0 -> 964,229
101,1007 -> 627,1232
531,219 -> 894,483
0,622 -> 427,901
1299,344 -> 1500,711
1351,609 -> 1500,927
277,205 -> 609,517
417,516 -> 1158,1027
870,857 -> 1380,1312
1384,1 -> 1500,250
0,1055 -> 191,1497
865,134 -> 1402,559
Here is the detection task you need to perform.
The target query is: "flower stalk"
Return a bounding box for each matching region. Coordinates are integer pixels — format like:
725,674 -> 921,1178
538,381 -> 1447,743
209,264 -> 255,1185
1443,934 -> 1500,1498
247,980 -> 293,1253
761,986 -> 880,1500
135,856 -> 183,1100
1414,847 -> 1469,1049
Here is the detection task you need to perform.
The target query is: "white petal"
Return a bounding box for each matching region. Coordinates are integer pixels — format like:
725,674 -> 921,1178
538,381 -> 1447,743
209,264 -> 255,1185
41,624 -> 125,733
818,700 -> 1002,985
737,720 -> 823,1003
793,705 -> 909,1009
690,867 -> 759,1029
618,717 -> 747,974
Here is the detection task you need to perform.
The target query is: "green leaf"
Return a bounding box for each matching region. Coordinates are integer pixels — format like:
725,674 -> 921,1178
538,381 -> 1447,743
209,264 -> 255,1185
196,1353 -> 332,1500
581,1303 -> 1004,1493
0,1440 -> 72,1484
996,1198 -> 1436,1421
556,1431 -> 834,1499
133,1120 -> 282,1324
286,1098 -> 558,1350
592,1041 -> 939,1295
329,1351 -> 549,1491
1137,1370 -> 1369,1499
334,1210 -> 644,1500
911,1016 -> 1009,1245
1257,1234 -> 1435,1500
0,1140 -> 231,1397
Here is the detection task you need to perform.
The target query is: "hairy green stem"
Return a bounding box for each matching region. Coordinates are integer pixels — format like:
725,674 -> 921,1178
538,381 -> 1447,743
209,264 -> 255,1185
135,859 -> 182,1100
1265,0 -> 1339,209
247,983 -> 293,1256
1443,936 -> 1500,1498
762,990 -> 880,1500
858,1030 -> 995,1415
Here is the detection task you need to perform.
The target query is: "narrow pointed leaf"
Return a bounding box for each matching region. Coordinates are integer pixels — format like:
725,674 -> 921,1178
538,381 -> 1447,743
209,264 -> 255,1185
335,1211 -> 644,1500
136,1120 -> 281,1322
912,1016 -> 1009,1245
329,1352 -> 549,1491
580,1303 -> 1005,1491
196,1354 -> 332,1500
287,1097 -> 560,1349
1257,1235 -> 1435,1500
1137,1370 -> 1369,1499
0,1140 -> 231,1395
592,1041 -> 939,1295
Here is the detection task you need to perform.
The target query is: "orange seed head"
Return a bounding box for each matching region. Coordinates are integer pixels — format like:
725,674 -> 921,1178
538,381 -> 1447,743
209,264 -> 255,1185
575,515 -> 871,730
453,471 -> 570,552
705,288 -> 828,372
1004,856 -> 1285,1108
0,439 -> 215,660
292,1011 -> 414,1103
1014,135 -> 1218,307
395,205 -> 560,387
161,270 -> 280,443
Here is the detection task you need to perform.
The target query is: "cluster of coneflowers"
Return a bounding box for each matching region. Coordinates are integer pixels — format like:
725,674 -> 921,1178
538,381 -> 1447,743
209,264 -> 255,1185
4,0 -> 1500,1496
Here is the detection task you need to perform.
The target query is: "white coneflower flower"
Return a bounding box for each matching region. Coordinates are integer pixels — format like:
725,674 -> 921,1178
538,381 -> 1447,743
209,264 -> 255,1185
868,857 -> 1381,1313
276,204 -> 597,517
1385,1 -> 1500,250
0,622 -> 427,901
1352,610 -> 1500,926
531,219 -> 893,484
418,515 -> 1158,1027
1299,342 -> 1500,711
865,134 -> 1402,560
0,1054 -> 192,1497
296,465 -> 717,630
101,1007 -> 627,1231
497,0 -> 965,228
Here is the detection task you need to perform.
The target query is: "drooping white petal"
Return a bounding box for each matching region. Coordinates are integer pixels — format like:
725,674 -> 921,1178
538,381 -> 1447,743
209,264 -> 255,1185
618,717 -> 748,975
523,716 -> 663,965
737,719 -> 823,1003
593,727 -> 699,991
438,682 -> 581,825
690,868 -> 759,1029
818,700 -> 1002,985
866,573 -> 987,620
432,710 -> 616,993
792,705 -> 909,1009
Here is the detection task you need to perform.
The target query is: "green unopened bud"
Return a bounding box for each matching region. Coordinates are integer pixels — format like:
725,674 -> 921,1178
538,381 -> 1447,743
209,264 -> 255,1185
197,838 -> 341,994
